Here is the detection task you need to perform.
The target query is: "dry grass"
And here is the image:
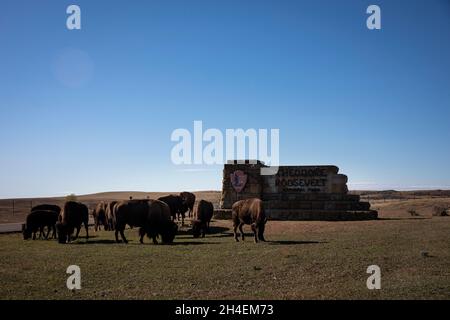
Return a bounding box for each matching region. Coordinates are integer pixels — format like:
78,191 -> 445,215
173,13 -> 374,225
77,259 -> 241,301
1,190 -> 449,300
0,216 -> 449,300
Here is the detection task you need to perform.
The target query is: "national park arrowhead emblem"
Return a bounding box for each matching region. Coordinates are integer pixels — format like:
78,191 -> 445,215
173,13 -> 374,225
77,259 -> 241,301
230,170 -> 248,193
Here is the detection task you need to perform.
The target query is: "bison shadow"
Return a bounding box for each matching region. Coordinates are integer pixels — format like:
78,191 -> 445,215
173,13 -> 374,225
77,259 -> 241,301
70,239 -> 117,245
208,226 -> 231,234
169,241 -> 218,246
208,233 -> 235,238
377,217 -> 428,221
267,240 -> 326,245
176,225 -> 231,237
70,239 -> 216,245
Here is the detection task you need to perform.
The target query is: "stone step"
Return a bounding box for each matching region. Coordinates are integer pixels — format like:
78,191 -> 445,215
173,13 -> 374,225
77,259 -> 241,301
262,193 -> 361,202
262,200 -> 370,211
213,209 -> 378,221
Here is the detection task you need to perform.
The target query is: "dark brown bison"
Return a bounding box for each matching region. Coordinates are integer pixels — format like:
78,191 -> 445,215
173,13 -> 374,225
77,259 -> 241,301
31,204 -> 61,215
105,201 -> 118,230
180,191 -> 196,218
232,198 -> 267,243
191,200 -> 214,238
114,199 -> 178,244
29,204 -> 61,238
158,195 -> 187,225
56,201 -> 89,244
23,210 -> 59,240
92,202 -> 108,231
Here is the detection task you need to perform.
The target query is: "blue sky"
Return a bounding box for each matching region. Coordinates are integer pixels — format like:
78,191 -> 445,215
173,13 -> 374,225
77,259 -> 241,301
1,0 -> 450,198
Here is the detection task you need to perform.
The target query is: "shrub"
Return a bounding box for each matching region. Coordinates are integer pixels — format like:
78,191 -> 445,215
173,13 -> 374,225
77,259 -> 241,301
65,193 -> 78,202
432,206 -> 449,217
408,209 -> 420,217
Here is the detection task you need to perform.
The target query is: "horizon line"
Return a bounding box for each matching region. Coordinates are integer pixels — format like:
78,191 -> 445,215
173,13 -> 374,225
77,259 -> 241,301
2,187 -> 450,201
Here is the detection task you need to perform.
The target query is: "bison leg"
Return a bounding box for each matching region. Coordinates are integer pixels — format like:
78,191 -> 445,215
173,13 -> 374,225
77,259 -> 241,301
84,222 -> 89,241
233,224 -> 239,242
239,223 -> 245,241
139,228 -> 145,244
115,230 -> 120,243
152,236 -> 158,245
67,227 -> 73,242
73,227 -> 81,240
251,224 -> 258,243
258,229 -> 266,242
44,226 -> 51,240
115,224 -> 128,243
120,230 -> 128,244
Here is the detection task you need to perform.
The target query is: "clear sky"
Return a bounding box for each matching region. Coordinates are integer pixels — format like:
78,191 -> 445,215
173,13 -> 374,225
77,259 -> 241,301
1,0 -> 450,198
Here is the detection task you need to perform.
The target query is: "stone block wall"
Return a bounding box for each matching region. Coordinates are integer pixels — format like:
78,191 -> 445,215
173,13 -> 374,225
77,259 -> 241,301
218,160 -> 377,221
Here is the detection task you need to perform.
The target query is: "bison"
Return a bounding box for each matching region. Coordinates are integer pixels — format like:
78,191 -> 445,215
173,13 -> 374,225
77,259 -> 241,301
232,198 -> 267,243
31,204 -> 61,215
158,195 -> 187,225
105,201 -> 118,231
56,201 -> 89,244
191,200 -> 214,238
29,204 -> 61,238
114,199 -> 178,244
180,191 -> 196,218
23,210 -> 59,240
92,202 -> 108,231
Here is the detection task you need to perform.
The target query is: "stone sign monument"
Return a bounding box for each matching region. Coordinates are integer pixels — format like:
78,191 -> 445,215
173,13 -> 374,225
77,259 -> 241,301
216,160 -> 378,220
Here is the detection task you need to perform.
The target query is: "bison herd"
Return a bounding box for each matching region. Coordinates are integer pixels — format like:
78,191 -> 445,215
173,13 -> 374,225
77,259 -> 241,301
22,192 -> 268,245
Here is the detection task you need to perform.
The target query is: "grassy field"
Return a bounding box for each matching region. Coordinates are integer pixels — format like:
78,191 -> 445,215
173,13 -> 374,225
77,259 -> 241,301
1,216 -> 449,299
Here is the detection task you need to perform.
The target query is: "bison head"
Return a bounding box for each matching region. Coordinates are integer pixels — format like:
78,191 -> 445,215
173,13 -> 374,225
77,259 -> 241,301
161,221 -> 178,244
56,222 -> 68,244
22,225 -> 32,240
191,219 -> 203,238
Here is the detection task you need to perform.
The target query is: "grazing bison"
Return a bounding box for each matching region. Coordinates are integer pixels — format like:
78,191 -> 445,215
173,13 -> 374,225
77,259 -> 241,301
92,202 -> 108,231
31,204 -> 61,215
56,201 -> 89,244
158,195 -> 187,225
105,201 -> 118,231
191,200 -> 214,238
180,192 -> 196,218
23,210 -> 59,240
232,198 -> 267,243
114,199 -> 178,244
29,204 -> 61,238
